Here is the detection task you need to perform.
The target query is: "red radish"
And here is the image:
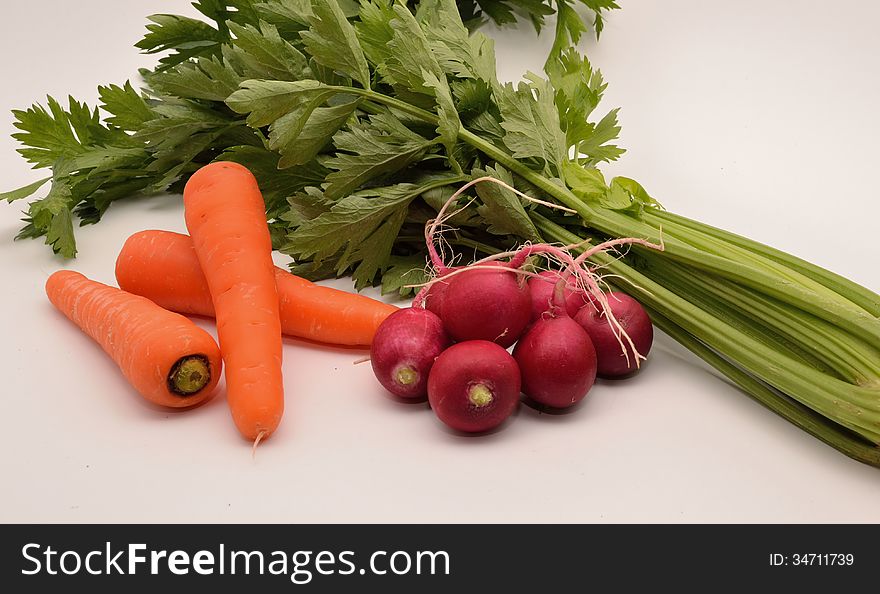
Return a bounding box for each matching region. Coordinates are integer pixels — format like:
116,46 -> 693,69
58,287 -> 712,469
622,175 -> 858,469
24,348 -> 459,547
574,292 -> 654,378
423,276 -> 453,319
527,270 -> 587,321
440,264 -> 531,348
427,340 -> 521,433
514,313 -> 597,408
371,308 -> 450,399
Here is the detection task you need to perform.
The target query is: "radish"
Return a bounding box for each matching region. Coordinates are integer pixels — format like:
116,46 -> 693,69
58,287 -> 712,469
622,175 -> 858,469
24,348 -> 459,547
440,264 -> 532,348
427,340 -> 521,432
527,270 -> 587,321
514,309 -> 597,408
370,308 -> 450,399
574,291 -> 654,378
423,275 -> 452,319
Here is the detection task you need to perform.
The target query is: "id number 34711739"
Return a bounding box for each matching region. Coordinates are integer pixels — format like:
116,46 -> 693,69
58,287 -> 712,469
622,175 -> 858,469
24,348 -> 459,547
770,553 -> 854,566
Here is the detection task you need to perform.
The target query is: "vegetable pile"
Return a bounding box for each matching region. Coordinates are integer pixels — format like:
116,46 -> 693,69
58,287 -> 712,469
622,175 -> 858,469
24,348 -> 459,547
46,162 -> 397,442
6,0 -> 880,465
370,183 -> 654,431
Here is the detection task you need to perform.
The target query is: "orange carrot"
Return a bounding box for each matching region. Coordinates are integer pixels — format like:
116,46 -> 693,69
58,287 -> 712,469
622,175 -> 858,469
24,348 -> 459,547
45,270 -> 222,408
183,162 -> 283,442
115,230 -> 398,346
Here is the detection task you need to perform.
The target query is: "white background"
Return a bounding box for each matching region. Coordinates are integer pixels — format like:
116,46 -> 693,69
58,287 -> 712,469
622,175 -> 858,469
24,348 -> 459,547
1,1 -> 878,523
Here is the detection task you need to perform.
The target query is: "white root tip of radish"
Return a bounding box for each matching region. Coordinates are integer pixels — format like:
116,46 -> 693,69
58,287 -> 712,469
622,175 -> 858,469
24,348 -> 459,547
352,356 -> 371,365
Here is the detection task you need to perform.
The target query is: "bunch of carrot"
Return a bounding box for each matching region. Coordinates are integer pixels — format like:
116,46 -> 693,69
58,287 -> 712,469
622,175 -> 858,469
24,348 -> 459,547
47,162 -> 397,443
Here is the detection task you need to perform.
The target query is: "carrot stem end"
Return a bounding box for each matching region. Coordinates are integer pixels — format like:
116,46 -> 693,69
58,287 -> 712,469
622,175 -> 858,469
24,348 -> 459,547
168,355 -> 211,396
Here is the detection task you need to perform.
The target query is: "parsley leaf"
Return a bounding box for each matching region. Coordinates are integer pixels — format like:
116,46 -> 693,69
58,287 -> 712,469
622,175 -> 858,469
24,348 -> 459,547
551,0 -> 589,58
12,97 -> 93,168
580,0 -> 621,38
226,79 -> 339,127
193,0 -> 261,32
361,3 -> 462,166
608,176 -> 662,211
0,177 -> 51,203
97,82 -> 155,132
225,21 -> 309,81
473,164 -> 541,240
381,254 -> 429,297
146,55 -> 244,102
274,99 -> 360,168
287,176 -> 459,287
422,70 -> 462,171
382,5 -> 445,93
496,77 -> 566,176
253,0 -> 314,36
280,186 -> 334,228
321,112 -> 435,200
451,78 -> 494,118
301,0 -> 372,90
23,174 -> 77,258
576,107 -> 623,165
417,0 -> 498,84
135,14 -> 226,70
227,79 -> 360,168
43,201 -> 77,259
562,159 -> 606,198
545,48 -> 623,163
465,0 -> 615,50
355,0 -> 396,66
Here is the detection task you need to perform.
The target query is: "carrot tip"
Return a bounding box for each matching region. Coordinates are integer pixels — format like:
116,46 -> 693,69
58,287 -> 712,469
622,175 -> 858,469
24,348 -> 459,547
252,430 -> 268,459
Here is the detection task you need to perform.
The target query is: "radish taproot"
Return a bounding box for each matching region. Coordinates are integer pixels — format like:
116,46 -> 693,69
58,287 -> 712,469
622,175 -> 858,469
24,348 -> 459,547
427,340 -> 521,432
514,313 -> 597,408
371,308 -> 450,399
574,292 -> 654,378
527,270 -> 587,321
440,264 -> 532,348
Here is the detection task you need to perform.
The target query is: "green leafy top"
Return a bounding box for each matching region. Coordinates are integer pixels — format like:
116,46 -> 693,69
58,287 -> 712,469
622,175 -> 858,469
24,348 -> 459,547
6,0 -> 630,292
302,0 -> 372,89
455,0 -> 618,50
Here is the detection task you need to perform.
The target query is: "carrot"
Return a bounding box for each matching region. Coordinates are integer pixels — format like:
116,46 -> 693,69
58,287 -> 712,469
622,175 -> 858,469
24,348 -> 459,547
183,161 -> 284,442
45,270 -> 222,408
115,230 -> 398,346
